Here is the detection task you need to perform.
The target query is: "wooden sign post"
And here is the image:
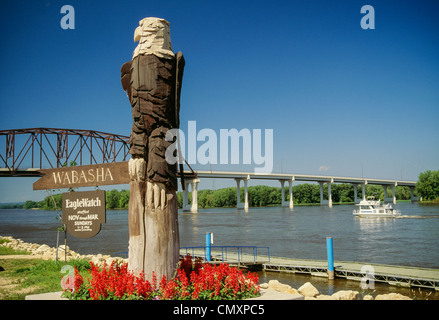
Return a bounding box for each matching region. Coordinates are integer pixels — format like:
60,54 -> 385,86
33,162 -> 124,240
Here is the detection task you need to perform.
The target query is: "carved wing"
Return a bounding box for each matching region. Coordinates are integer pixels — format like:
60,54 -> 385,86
121,60 -> 132,99
174,52 -> 185,129
174,52 -> 185,189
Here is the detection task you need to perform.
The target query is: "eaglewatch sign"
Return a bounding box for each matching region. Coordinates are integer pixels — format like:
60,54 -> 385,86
62,190 -> 106,238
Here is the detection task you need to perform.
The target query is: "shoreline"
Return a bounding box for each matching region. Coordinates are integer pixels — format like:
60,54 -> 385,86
0,235 -> 422,300
0,235 -> 126,268
1,199 -> 432,211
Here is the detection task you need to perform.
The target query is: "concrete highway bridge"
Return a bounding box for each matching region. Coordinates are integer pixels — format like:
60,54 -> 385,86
181,170 -> 418,213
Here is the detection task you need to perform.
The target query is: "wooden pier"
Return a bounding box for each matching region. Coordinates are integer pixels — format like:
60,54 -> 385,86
179,248 -> 439,291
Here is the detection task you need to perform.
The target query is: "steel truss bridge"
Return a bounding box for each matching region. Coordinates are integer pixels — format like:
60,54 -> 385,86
0,128 -> 130,177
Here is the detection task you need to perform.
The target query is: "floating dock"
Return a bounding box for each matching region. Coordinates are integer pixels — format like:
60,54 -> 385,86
264,256 -> 439,291
179,247 -> 439,291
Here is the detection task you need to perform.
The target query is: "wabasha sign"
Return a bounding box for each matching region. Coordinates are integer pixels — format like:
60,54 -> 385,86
62,190 -> 106,239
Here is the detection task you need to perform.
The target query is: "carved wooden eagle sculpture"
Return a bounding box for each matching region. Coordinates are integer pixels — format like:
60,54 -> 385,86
121,17 -> 185,196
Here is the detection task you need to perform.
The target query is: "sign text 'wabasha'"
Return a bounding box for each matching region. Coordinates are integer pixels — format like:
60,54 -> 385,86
52,167 -> 113,186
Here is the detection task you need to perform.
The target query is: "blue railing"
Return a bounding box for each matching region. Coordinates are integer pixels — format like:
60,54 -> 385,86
180,245 -> 270,264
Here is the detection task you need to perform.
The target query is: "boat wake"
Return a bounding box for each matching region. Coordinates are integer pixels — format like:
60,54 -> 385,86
396,215 -> 439,219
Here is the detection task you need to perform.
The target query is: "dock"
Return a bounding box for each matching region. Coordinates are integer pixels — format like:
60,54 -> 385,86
179,247 -> 439,291
264,256 -> 439,291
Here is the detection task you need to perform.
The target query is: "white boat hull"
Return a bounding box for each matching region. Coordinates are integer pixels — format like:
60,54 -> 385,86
353,197 -> 401,218
353,211 -> 401,218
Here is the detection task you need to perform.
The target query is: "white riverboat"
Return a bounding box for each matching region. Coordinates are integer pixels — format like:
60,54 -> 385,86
353,196 -> 401,218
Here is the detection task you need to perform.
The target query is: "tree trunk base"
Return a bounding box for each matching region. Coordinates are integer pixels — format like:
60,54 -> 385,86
128,179 -> 180,282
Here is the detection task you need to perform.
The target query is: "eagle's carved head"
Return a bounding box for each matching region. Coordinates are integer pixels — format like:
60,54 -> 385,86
132,17 -> 175,60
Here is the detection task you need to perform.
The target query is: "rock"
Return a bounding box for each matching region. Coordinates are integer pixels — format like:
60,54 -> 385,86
363,294 -> 374,300
375,293 -> 412,300
267,280 -> 280,287
285,287 -> 300,295
331,290 -> 359,300
267,280 -> 285,291
42,251 -> 55,260
259,282 -> 269,289
34,244 -> 50,255
267,280 -> 300,295
298,282 -> 319,297
58,245 -> 70,251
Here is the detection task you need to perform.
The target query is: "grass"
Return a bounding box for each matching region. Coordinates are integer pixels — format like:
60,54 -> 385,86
0,245 -> 91,300
0,245 -> 31,256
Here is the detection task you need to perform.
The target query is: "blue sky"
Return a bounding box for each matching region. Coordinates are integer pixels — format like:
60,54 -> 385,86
0,0 -> 438,202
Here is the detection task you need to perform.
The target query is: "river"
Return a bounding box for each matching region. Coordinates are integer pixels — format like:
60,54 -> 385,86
1,201 -> 438,299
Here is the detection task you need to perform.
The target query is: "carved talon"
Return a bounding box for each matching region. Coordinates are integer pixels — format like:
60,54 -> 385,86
147,181 -> 166,210
129,158 -> 146,181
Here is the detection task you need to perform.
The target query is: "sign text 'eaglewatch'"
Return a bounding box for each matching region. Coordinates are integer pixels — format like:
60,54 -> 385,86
65,196 -> 102,211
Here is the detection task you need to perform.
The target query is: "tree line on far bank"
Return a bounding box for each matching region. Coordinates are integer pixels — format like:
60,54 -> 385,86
16,183 -> 415,210
7,169 -> 438,210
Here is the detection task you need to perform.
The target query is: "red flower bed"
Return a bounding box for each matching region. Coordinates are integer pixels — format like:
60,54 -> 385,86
63,254 -> 260,300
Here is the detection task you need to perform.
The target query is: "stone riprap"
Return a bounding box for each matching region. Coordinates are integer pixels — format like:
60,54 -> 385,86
0,236 -> 125,267
259,280 -> 412,300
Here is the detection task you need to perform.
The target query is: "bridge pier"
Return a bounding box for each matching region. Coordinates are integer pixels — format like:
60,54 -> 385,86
353,183 -> 367,203
235,178 -> 249,211
382,183 -> 396,204
319,180 -> 333,208
362,183 -> 367,201
183,178 -> 200,213
353,184 -> 359,203
280,178 -> 294,209
410,186 -> 419,202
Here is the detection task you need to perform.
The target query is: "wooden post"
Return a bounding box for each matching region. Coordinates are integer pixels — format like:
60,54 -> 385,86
128,174 -> 146,274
